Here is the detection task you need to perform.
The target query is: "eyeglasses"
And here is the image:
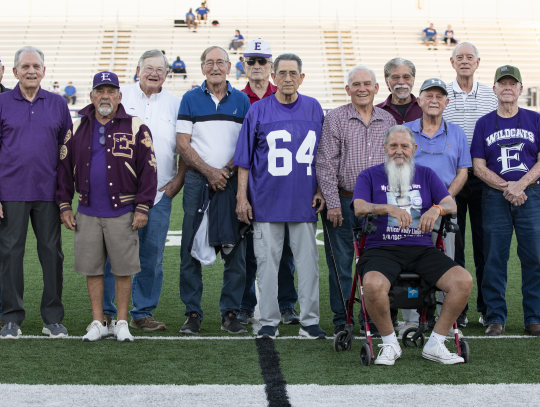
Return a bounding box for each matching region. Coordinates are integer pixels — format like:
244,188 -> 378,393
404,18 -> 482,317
276,71 -> 299,79
142,66 -> 167,76
419,119 -> 448,155
246,58 -> 268,66
99,125 -> 106,145
203,60 -> 227,68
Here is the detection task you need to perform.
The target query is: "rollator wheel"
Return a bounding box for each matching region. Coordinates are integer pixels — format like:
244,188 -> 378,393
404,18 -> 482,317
402,328 -> 425,348
333,331 -> 352,352
360,343 -> 371,366
460,339 -> 470,363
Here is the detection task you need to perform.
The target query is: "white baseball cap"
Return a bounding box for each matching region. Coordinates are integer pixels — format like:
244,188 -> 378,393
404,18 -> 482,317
244,39 -> 272,58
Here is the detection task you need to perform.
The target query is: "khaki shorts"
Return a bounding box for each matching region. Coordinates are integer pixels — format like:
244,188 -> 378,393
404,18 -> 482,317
73,211 -> 140,277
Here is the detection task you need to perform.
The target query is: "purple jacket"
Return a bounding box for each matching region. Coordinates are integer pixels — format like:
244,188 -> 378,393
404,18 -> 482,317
56,103 -> 157,215
376,93 -> 423,125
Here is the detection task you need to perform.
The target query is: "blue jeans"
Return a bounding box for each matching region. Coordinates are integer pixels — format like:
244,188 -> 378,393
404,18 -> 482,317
323,194 -> 363,326
242,226 -> 297,312
102,194 -> 173,318
180,171 -> 246,319
482,185 -> 540,327
236,70 -> 245,80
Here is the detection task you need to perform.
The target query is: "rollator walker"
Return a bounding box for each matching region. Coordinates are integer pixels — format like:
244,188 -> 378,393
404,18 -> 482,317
323,213 -> 470,366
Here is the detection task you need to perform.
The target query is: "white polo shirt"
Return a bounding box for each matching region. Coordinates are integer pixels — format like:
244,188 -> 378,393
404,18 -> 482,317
121,82 -> 181,205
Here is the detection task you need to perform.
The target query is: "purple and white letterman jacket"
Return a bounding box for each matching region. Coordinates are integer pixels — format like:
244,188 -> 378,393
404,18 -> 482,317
56,103 -> 157,215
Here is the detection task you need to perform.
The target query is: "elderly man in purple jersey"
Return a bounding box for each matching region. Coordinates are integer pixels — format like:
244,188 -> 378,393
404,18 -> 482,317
235,53 -> 326,340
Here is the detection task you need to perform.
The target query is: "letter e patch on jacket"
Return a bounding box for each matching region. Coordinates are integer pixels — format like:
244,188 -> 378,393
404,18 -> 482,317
113,133 -> 136,158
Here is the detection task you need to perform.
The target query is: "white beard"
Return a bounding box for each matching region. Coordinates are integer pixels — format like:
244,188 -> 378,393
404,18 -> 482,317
392,84 -> 411,100
97,103 -> 113,116
384,154 -> 415,195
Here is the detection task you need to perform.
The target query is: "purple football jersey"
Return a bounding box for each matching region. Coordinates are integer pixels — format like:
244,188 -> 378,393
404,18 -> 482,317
234,93 -> 324,222
351,163 -> 450,250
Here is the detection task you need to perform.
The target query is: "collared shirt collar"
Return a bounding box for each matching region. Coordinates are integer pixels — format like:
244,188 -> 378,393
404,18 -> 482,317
410,117 -> 446,138
347,103 -> 384,124
12,83 -> 47,101
200,80 -> 232,96
136,81 -> 162,101
452,79 -> 478,95
380,93 -> 418,108
243,81 -> 277,99
78,102 -> 131,119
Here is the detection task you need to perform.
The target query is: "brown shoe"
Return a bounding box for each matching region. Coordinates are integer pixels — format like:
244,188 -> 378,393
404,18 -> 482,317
485,323 -> 505,336
129,316 -> 166,331
525,324 -> 540,336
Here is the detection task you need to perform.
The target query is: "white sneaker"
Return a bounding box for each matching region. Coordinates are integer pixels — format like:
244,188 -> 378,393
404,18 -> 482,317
115,320 -> 134,343
398,322 -> 419,337
82,320 -> 108,342
447,326 -> 464,339
422,339 -> 464,364
374,343 -> 402,366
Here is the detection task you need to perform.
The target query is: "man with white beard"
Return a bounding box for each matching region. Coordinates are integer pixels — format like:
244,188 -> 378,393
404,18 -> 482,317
376,58 -> 423,125
351,125 -> 472,365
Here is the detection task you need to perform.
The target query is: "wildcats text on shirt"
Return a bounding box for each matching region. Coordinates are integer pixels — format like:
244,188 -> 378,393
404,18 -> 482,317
485,128 -> 535,146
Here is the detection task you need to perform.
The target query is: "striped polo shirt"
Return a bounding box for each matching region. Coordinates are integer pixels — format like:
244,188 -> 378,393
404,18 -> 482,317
177,80 -> 250,168
443,79 -> 498,147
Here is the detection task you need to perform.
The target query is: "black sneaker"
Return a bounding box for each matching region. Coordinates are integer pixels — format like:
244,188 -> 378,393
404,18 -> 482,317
457,311 -> 468,328
237,309 -> 255,325
359,321 -> 380,338
257,325 -> 278,339
479,313 -> 488,327
179,314 -> 201,334
334,324 -> 346,335
280,308 -> 300,325
1,322 -> 21,339
299,324 -> 326,339
221,313 -> 247,334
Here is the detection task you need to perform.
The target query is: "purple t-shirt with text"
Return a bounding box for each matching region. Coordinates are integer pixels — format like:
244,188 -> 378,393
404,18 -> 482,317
470,108 -> 540,182
351,163 -> 450,249
77,119 -> 133,218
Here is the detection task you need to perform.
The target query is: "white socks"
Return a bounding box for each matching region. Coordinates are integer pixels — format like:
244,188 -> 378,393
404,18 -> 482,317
381,332 -> 399,347
426,331 -> 446,348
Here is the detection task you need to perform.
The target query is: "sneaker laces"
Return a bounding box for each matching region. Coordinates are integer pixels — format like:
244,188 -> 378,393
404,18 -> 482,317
377,343 -> 399,359
5,322 -> 17,330
86,321 -> 102,333
432,339 -> 458,358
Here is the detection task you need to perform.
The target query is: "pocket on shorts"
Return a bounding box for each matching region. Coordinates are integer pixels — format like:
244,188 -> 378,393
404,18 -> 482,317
252,227 -> 266,261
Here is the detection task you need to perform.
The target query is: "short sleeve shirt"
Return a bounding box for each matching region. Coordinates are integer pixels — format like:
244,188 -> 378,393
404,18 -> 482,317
196,7 -> 209,15
235,61 -> 245,72
424,28 -> 436,36
351,163 -> 450,249
64,86 -> 76,96
471,108 -> 540,182
186,12 -> 195,19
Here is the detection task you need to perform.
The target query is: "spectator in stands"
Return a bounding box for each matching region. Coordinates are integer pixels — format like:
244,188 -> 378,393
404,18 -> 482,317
101,50 -> 183,333
443,42 -> 498,328
57,71 -> 157,343
229,30 -> 245,53
133,71 -> 139,83
0,58 -> 11,94
236,39 -> 299,327
316,65 -> 396,335
190,81 -> 199,90
352,125 -> 472,365
186,8 -> 198,32
63,81 -> 77,105
0,46 -> 71,339
50,81 -> 60,95
176,46 -> 250,335
235,56 -> 246,80
444,25 -> 457,47
171,56 -> 187,79
377,57 -> 423,125
196,3 -> 210,23
472,65 -> 540,337
423,23 -> 438,48
403,78 -> 471,336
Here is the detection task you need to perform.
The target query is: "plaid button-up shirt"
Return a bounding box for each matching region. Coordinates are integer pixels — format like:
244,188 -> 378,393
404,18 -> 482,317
316,103 -> 396,209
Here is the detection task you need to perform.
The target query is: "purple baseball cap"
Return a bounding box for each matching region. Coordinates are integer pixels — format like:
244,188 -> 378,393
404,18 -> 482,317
93,71 -> 120,89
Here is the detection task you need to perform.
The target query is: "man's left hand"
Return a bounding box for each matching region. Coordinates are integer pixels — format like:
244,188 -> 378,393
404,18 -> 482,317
159,179 -> 183,199
132,212 -> 149,230
417,207 -> 440,234
312,190 -> 326,214
501,181 -> 528,206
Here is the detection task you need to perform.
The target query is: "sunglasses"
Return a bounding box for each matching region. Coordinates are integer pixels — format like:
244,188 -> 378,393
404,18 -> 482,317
99,125 -> 106,145
246,58 -> 268,66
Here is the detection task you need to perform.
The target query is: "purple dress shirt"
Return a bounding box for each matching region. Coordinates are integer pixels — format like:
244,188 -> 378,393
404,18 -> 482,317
0,83 -> 71,201
77,119 -> 134,217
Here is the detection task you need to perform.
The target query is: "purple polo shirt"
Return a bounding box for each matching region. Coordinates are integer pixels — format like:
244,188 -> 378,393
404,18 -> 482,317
376,94 -> 423,125
77,119 -> 134,218
0,83 -> 71,201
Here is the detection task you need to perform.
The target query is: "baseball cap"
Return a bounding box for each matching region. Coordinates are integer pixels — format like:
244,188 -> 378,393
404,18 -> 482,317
419,78 -> 448,95
244,39 -> 272,58
93,71 -> 120,89
494,65 -> 522,84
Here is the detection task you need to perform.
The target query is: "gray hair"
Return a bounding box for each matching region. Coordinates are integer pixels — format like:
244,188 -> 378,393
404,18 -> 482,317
200,46 -> 229,63
384,125 -> 416,146
274,53 -> 302,73
346,65 -> 377,86
383,57 -> 416,78
452,41 -> 480,60
14,46 -> 45,69
138,49 -> 169,70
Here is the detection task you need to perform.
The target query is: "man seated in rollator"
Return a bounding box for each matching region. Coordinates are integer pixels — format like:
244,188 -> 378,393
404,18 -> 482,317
351,125 -> 472,365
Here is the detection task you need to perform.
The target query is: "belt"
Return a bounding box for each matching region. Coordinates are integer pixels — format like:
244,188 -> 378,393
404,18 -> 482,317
339,188 -> 353,198
528,181 -> 540,188
187,166 -> 203,175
